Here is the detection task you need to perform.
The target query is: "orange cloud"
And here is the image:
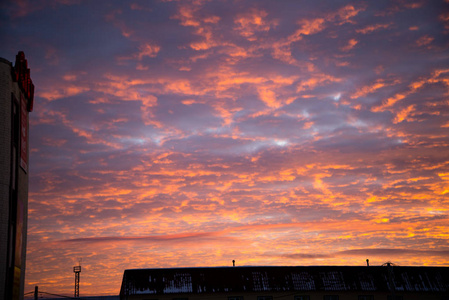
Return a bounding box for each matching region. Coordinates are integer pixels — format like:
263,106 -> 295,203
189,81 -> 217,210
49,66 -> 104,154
404,2 -> 424,9
257,87 -> 279,108
271,4 -> 363,66
372,68 -> 449,112
234,8 -> 278,41
39,85 -> 90,101
141,95 -> 158,126
117,43 -> 161,62
290,18 -> 326,41
440,11 -> 449,32
332,4 -> 364,24
297,73 -> 341,93
190,40 -> 215,50
356,23 -> 391,34
172,4 -> 201,27
189,25 -> 217,50
170,3 -> 223,51
204,15 -> 220,24
105,9 -> 134,38
340,38 -> 358,52
416,35 -> 434,47
42,137 -> 67,147
137,43 -> 161,59
393,104 -> 416,123
351,78 -> 401,99
269,16 -> 326,66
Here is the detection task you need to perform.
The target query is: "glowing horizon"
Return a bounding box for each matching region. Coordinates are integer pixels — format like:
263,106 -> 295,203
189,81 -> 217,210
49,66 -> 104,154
1,0 -> 449,297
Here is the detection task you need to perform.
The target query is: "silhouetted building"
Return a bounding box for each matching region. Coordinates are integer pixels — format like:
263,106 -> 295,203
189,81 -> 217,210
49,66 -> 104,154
0,51 -> 34,300
120,266 -> 449,300
29,296 -> 119,300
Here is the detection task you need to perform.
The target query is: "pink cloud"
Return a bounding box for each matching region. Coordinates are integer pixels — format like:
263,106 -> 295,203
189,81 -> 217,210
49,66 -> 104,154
356,23 -> 391,34
340,38 -> 358,52
234,8 -> 278,41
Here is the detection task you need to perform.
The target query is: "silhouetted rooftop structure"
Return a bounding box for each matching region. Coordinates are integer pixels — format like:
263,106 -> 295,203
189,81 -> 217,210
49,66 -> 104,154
120,265 -> 449,300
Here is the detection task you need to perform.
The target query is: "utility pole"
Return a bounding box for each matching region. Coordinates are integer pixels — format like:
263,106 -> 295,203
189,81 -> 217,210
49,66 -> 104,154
34,286 -> 38,300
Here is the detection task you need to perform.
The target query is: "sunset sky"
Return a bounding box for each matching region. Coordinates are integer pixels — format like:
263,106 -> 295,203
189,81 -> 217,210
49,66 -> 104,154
1,0 -> 449,297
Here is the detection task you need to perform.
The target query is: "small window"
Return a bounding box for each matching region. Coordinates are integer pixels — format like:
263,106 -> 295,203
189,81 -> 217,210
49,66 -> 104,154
323,296 -> 339,300
257,297 -> 273,300
387,296 -> 403,300
228,297 -> 244,300
295,296 -> 310,300
358,296 -> 374,300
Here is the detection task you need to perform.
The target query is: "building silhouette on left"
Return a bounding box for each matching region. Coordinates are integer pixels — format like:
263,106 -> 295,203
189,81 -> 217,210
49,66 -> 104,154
0,51 -> 34,300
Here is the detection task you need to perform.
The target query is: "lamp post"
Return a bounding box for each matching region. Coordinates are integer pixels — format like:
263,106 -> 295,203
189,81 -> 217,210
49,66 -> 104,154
73,265 -> 81,297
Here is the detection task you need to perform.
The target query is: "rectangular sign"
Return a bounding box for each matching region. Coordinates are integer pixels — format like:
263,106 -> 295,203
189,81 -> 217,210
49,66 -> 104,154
20,94 -> 28,172
12,199 -> 24,300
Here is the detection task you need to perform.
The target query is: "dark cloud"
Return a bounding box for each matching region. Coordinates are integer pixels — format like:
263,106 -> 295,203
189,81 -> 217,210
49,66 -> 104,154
277,248 -> 449,260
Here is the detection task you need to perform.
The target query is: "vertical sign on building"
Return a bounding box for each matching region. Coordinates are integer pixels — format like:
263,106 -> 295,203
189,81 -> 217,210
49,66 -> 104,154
20,93 -> 28,172
12,200 -> 24,300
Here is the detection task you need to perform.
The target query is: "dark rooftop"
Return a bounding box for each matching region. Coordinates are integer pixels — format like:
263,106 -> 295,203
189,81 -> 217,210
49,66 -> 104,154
120,265 -> 449,296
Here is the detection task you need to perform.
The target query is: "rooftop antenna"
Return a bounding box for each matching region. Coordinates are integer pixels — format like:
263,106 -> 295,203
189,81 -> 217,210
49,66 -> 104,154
73,258 -> 82,298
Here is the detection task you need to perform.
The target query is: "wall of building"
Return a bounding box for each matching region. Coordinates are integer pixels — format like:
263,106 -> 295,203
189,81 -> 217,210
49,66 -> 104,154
0,57 -> 14,300
0,55 -> 31,300
121,266 -> 449,300
122,290 -> 448,300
